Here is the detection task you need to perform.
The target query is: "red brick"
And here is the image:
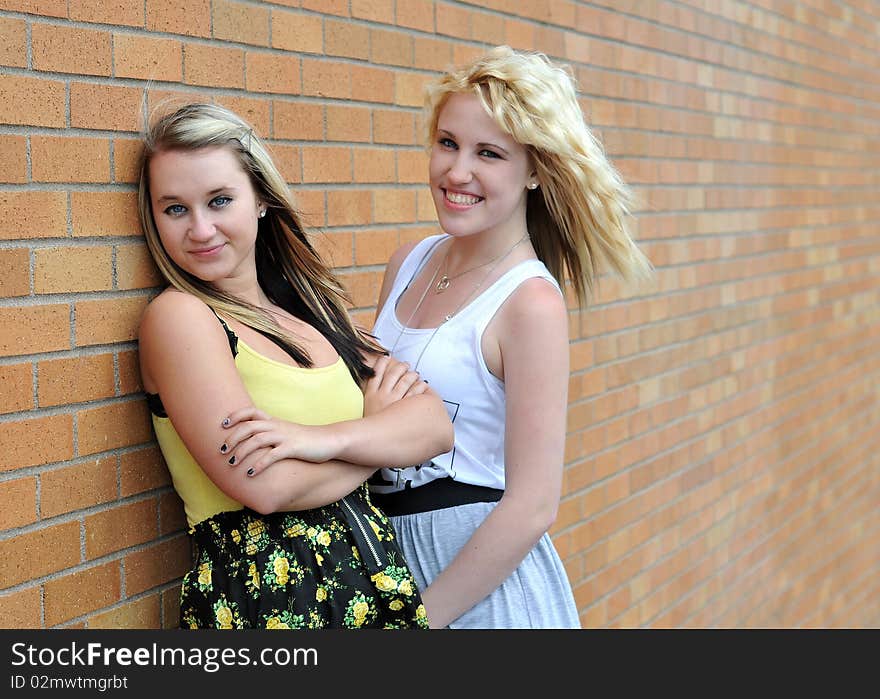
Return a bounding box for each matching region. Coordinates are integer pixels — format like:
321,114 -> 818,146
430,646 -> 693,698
0,305 -> 70,358
117,349 -> 143,395
37,353 -> 116,407
70,83 -> 143,132
31,137 -> 111,184
354,147 -> 395,183
370,28 -> 412,67
0,135 -> 26,184
0,414 -> 73,473
373,189 -> 417,223
300,0 -> 348,16
397,0 -> 435,32
355,228 -> 399,265
0,75 -> 65,128
183,43 -> 244,88
0,521 -> 80,588
159,491 -> 186,535
395,71 -> 431,107
71,0 -> 144,26
436,3 -> 471,38
246,52 -> 300,94
351,65 -> 395,104
326,189 -> 371,227
120,446 -> 171,497
34,246 -> 114,294
44,562 -> 122,626
117,243 -> 163,290
0,586 -> 42,629
325,18 -> 369,60
267,144 -> 301,184
71,192 -> 141,237
301,146 -> 352,183
213,0 -> 269,45
114,34 -> 183,81
302,58 -> 350,99
414,36 -> 453,71
352,0 -> 393,22
0,362 -> 33,414
147,0 -> 211,37
32,24 -> 111,76
0,477 -> 37,529
0,17 -> 27,68
77,399 -> 152,456
216,95 -> 271,135
273,101 -> 324,141
74,296 -> 148,346
0,247 -> 29,298
373,109 -> 416,144
397,149 -> 429,183
124,535 -> 192,595
271,9 -> 323,53
88,595 -> 160,629
114,138 -> 143,183
40,456 -> 117,518
85,498 -> 158,559
327,105 -> 371,143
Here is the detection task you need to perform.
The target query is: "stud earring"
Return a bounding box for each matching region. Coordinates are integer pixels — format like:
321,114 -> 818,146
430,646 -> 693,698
259,209 -> 266,218
527,182 -> 539,190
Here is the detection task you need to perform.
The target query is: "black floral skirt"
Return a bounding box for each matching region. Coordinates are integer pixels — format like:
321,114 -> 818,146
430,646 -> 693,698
179,485 -> 428,629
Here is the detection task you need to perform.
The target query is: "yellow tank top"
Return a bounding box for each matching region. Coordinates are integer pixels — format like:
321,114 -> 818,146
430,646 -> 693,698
150,333 -> 364,528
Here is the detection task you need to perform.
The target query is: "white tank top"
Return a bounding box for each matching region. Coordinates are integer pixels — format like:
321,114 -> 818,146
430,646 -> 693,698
370,234 -> 562,494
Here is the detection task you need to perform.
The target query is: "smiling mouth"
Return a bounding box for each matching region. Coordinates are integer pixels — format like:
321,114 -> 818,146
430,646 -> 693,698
444,189 -> 483,206
190,244 -> 225,256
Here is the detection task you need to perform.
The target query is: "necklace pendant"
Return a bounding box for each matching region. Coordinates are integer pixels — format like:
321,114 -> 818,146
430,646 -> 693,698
444,313 -> 453,322
436,275 -> 450,293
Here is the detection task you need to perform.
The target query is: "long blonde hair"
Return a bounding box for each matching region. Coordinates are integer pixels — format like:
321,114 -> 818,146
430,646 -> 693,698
138,102 -> 381,382
425,46 -> 652,305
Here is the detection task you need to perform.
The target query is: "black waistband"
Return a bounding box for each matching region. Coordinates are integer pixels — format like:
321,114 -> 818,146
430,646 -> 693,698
371,477 -> 503,517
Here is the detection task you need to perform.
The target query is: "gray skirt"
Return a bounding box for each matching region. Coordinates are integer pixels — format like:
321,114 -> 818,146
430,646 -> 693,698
389,501 -> 581,629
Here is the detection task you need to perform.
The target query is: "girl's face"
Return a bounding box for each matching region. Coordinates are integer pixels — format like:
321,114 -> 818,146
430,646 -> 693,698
429,92 -> 535,243
148,146 -> 264,290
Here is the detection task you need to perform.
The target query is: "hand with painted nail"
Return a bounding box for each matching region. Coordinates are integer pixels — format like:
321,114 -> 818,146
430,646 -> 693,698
220,407 -> 343,477
363,355 -> 429,417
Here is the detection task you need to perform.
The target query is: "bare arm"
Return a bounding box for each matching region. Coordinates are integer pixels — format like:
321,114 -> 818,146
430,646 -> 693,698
222,353 -> 453,475
139,290 -> 378,514
416,279 -> 570,628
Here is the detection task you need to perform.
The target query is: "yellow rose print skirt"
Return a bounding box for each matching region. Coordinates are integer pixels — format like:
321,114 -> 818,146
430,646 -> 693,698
179,485 -> 429,629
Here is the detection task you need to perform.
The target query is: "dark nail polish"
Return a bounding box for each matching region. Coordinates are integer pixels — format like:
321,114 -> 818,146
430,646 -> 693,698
220,443 -> 228,454
228,455 -> 235,465
247,468 -> 254,476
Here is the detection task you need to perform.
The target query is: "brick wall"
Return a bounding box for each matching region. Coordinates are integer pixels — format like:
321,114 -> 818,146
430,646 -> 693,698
1,1 -> 877,628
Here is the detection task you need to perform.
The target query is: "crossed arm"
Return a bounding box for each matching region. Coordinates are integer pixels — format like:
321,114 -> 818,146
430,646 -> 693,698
138,290 -> 453,515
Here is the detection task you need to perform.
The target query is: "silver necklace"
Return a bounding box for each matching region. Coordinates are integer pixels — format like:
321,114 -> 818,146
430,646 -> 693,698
389,233 -> 530,371
435,242 -> 520,294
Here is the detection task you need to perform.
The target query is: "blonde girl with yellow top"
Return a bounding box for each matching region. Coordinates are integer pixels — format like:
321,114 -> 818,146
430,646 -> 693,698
137,103 -> 452,629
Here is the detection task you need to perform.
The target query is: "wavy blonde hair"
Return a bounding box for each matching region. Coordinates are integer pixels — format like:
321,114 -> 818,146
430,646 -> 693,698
138,102 -> 381,382
425,46 -> 652,305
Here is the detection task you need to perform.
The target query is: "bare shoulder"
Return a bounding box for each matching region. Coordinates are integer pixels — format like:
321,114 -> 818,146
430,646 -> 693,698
138,289 -> 229,389
500,276 -> 568,333
139,288 -> 215,336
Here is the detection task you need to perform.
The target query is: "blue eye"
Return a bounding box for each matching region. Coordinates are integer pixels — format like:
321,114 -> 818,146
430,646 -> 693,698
479,149 -> 501,159
438,137 -> 457,149
163,204 -> 186,216
211,196 -> 232,208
